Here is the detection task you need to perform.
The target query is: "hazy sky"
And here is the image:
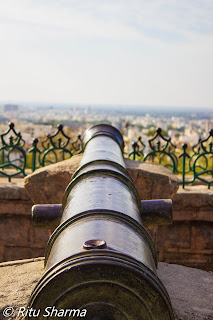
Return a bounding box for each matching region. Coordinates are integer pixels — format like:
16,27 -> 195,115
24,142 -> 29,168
0,0 -> 213,109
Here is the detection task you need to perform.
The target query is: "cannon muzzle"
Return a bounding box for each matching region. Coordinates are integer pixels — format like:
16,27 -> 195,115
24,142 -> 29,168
28,124 -> 174,320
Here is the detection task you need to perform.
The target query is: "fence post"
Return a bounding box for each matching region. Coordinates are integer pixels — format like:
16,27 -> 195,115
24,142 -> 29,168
181,144 -> 188,189
29,138 -> 40,172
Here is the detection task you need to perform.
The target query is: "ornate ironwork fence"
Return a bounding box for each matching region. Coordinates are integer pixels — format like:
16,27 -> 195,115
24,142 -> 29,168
0,122 -> 212,188
129,128 -> 213,189
0,123 -> 82,182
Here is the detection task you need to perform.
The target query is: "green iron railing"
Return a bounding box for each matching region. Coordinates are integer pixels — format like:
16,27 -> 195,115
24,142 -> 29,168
129,128 -> 213,189
0,123 -> 27,181
0,122 -> 212,188
0,123 -> 82,182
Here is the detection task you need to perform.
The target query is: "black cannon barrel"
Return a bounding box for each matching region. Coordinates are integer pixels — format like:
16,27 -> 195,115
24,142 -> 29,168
28,124 -> 174,320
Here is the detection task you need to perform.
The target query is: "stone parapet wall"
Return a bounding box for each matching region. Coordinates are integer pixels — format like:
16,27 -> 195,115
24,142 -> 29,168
0,181 -> 49,262
147,185 -> 213,271
0,179 -> 212,271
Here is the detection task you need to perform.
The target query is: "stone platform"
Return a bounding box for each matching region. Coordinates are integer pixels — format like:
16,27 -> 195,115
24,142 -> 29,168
0,258 -> 212,320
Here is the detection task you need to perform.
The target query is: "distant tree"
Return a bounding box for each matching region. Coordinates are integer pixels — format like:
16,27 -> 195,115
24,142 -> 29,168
146,124 -> 156,129
146,129 -> 168,137
134,124 -> 144,130
177,126 -> 185,132
167,124 -> 175,130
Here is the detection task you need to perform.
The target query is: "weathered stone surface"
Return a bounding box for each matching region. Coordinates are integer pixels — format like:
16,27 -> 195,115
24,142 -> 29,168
158,263 -> 213,320
173,186 -> 213,220
146,185 -> 213,271
0,180 -> 50,263
24,155 -> 82,204
24,155 -> 179,204
0,180 -> 32,216
0,258 -> 212,320
0,201 -> 33,216
0,258 -> 44,320
124,158 -> 179,200
0,181 -> 29,200
0,213 -> 49,263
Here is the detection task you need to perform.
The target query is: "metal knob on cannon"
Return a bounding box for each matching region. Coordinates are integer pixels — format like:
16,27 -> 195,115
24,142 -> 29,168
28,124 -> 174,320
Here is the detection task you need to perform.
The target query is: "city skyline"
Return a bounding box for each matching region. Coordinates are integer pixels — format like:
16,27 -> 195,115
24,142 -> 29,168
0,1 -> 213,110
1,101 -> 213,113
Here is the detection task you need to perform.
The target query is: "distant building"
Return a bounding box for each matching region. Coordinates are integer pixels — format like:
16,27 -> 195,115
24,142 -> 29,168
206,117 -> 213,134
4,104 -> 19,112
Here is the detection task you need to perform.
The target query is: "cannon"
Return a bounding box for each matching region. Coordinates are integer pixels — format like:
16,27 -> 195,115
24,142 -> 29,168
27,124 -> 174,320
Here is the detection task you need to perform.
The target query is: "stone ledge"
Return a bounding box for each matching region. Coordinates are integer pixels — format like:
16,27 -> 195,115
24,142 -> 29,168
0,181 -> 30,201
0,256 -> 44,267
174,185 -> 213,207
0,258 -> 212,320
173,185 -> 213,222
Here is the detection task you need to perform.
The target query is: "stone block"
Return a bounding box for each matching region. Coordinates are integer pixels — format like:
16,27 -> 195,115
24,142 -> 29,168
0,214 -> 50,262
195,222 -> 213,250
125,158 -> 179,200
0,216 -> 31,247
173,185 -> 213,210
0,182 -> 30,200
0,200 -> 33,215
29,225 -> 50,248
156,222 -> 191,249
